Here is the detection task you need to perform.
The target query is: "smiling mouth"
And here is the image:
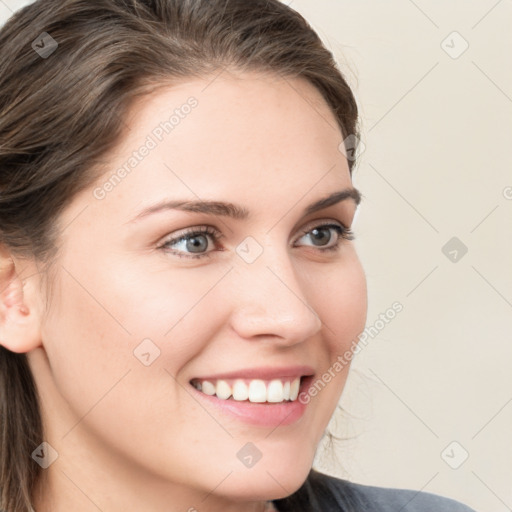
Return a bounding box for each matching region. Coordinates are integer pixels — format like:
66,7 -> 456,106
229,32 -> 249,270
189,376 -> 310,404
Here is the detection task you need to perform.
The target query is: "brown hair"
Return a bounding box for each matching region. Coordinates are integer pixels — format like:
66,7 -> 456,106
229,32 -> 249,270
0,0 -> 359,510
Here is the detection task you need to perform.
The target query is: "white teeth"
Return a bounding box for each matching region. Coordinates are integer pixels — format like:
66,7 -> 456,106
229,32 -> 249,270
216,380 -> 232,400
232,379 -> 249,401
192,377 -> 302,403
283,381 -> 290,400
201,380 -> 216,396
248,379 -> 267,403
267,379 -> 284,402
289,378 -> 300,401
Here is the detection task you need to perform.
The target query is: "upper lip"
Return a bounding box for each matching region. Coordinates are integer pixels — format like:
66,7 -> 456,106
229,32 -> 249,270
191,365 -> 315,382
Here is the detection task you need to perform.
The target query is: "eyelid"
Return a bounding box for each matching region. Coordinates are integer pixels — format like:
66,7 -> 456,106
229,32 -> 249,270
157,225 -> 222,248
297,218 -> 350,236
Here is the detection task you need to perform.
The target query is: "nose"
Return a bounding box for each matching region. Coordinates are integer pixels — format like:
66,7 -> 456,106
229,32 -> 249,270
228,242 -> 323,345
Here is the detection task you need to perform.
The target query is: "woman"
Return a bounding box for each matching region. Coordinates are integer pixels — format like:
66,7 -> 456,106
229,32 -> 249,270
0,1 -> 477,510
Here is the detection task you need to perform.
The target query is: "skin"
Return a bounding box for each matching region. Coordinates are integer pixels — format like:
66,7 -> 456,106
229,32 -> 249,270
1,69 -> 367,511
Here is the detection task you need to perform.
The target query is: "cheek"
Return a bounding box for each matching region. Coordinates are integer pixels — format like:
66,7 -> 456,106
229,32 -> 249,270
41,271 -> 133,413
41,258 -> 231,403
318,255 -> 368,357
97,256 -> 231,334
40,266 -> 220,478
55,249 -> 229,339
293,254 -> 367,440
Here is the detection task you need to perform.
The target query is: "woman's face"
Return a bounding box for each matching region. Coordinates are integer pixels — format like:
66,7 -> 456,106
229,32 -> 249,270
31,70 -> 367,507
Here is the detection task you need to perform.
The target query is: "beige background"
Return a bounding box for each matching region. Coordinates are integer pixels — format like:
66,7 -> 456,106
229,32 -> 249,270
2,1 -> 511,510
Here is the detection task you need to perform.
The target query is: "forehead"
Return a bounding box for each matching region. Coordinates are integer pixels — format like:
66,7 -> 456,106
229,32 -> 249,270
121,70 -> 342,156
70,70 -> 352,227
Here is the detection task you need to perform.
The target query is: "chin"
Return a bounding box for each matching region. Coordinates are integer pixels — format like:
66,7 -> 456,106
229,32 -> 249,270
217,449 -> 314,501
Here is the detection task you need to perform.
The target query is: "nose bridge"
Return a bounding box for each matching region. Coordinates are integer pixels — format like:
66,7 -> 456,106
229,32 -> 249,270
229,237 -> 323,343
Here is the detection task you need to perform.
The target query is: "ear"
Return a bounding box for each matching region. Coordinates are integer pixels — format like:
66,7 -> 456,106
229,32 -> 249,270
0,245 -> 43,353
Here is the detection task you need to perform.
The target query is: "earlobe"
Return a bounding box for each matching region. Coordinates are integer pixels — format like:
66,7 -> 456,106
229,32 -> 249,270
0,246 -> 43,353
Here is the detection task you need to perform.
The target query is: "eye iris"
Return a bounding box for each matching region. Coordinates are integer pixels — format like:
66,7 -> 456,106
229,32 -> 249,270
310,227 -> 332,246
187,235 -> 208,253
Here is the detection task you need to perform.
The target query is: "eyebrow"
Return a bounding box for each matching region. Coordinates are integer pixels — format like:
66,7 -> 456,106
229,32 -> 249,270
130,187 -> 361,223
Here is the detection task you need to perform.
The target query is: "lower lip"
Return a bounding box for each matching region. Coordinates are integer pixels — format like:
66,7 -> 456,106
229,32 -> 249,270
189,376 -> 313,427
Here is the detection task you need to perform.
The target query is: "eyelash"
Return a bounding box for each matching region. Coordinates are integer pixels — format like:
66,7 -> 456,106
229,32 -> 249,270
158,222 -> 355,260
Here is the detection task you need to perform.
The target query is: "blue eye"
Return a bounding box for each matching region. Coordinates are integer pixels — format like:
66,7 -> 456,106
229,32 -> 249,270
295,223 -> 354,251
159,226 -> 221,259
158,222 -> 354,260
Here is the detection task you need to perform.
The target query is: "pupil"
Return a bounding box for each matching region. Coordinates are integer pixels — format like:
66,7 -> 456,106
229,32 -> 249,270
187,235 -> 208,253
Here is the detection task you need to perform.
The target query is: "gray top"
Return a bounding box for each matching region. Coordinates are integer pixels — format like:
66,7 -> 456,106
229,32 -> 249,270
272,469 -> 477,511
